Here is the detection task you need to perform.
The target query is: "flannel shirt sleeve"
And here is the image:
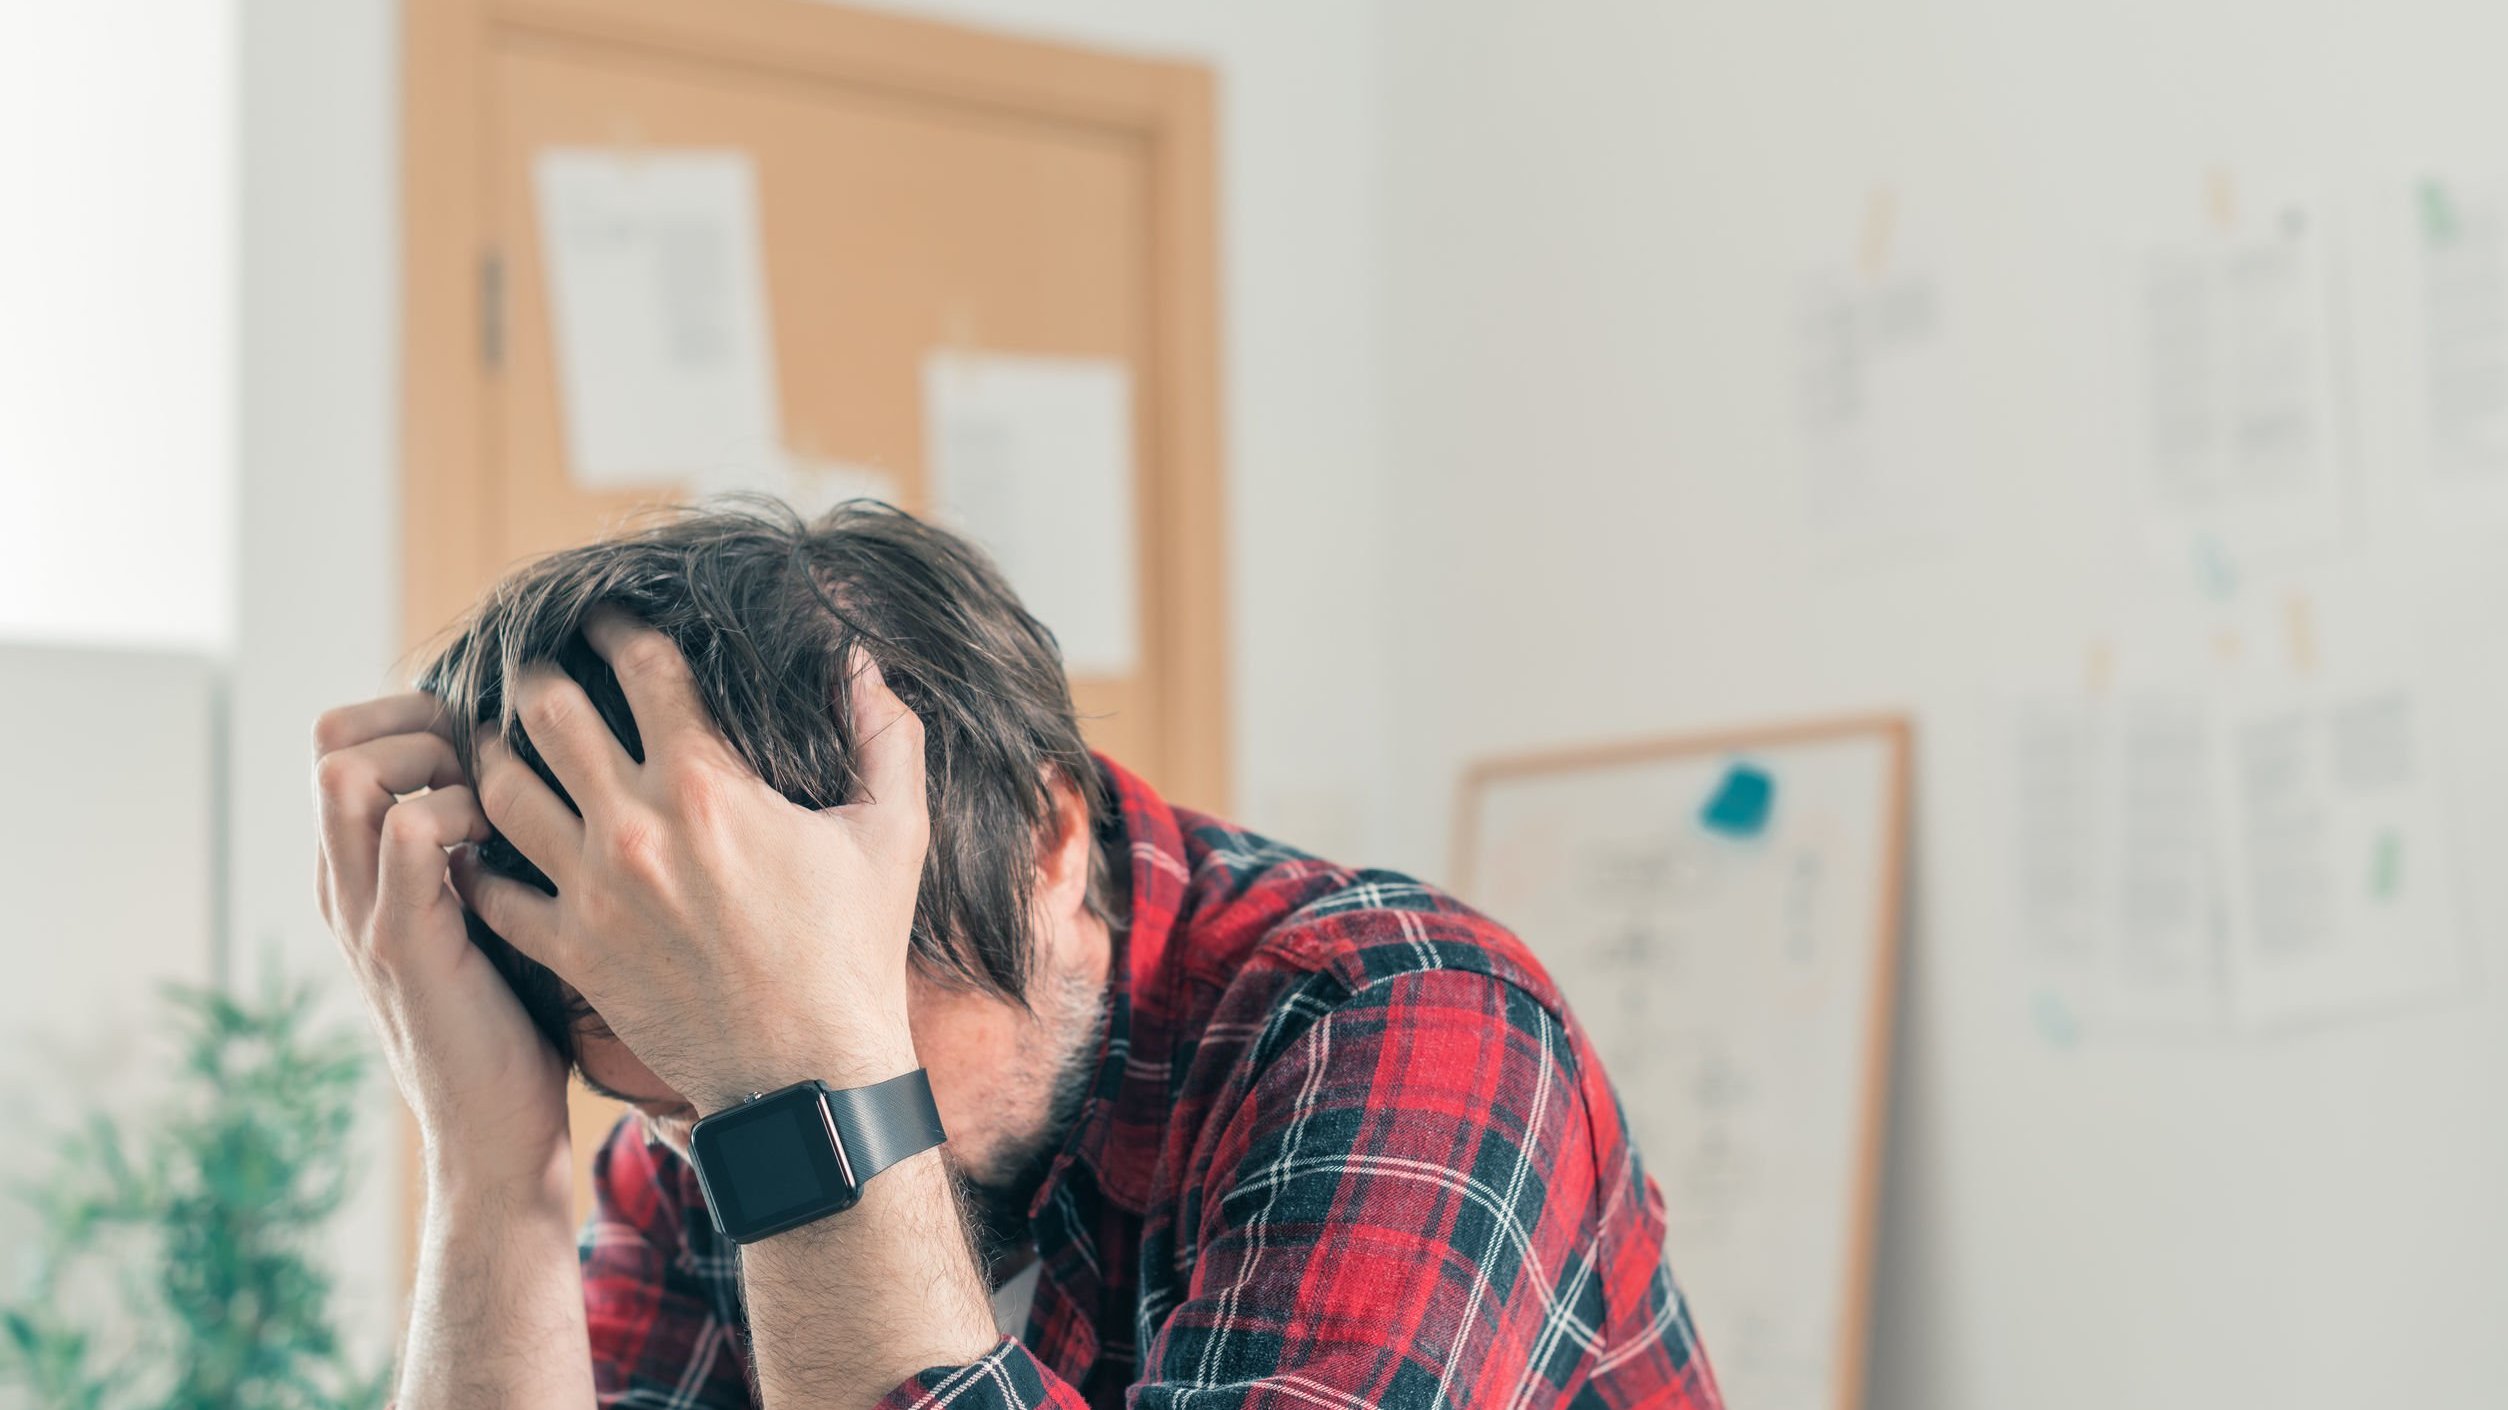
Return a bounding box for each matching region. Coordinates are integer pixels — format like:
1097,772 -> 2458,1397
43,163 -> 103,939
871,1337 -> 1089,1409
870,965 -> 1720,1410
582,1119 -> 756,1407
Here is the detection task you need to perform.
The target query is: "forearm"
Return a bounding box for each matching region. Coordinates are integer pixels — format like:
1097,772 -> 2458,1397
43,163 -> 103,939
739,1146 -> 999,1407
396,1152 -> 595,1409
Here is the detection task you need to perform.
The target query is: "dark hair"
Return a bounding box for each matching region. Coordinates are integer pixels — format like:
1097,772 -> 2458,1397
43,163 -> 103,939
412,496 -> 1119,1067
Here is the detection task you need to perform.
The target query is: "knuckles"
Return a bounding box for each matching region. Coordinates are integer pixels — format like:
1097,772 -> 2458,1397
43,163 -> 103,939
311,708 -> 355,757
656,759 -> 727,825
613,633 -> 686,683
886,707 -> 928,752
886,824 -> 933,874
898,805 -> 933,856
476,767 -> 521,824
516,681 -> 581,737
600,814 -> 673,885
378,799 -> 438,850
312,748 -> 366,803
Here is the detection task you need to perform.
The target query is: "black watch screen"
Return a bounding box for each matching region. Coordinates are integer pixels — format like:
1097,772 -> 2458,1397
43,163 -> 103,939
686,1071 -> 946,1244
689,1084 -> 859,1239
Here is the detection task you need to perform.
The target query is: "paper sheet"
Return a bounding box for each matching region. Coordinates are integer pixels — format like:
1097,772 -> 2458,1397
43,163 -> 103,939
923,352 -> 1140,677
534,148 -> 783,489
1794,262 -> 1955,544
2010,692 -> 2226,1033
2010,659 -> 2464,1035
2132,199 -> 2347,559
2215,679 -> 2464,1026
2410,177 -> 2508,480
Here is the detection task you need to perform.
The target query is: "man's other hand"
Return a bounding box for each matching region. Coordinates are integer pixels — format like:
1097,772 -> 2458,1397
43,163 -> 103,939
450,609 -> 930,1116
312,691 -> 573,1196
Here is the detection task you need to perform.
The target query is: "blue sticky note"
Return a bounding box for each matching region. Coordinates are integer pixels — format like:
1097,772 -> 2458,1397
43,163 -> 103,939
2194,534 -> 2239,601
2031,991 -> 2081,1050
1700,762 -> 1775,838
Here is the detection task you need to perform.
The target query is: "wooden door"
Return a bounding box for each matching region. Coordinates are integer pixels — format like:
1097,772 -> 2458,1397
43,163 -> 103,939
401,0 -> 1224,1223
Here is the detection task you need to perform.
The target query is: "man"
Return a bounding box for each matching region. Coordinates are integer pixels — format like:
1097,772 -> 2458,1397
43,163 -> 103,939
313,500 -> 1722,1408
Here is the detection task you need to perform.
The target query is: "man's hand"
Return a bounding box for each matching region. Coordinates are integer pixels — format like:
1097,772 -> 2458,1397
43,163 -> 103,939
450,608 -> 930,1115
311,691 -> 572,1190
316,691 -> 596,1407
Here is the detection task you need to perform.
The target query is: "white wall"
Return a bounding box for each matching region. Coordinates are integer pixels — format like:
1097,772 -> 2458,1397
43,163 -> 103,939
1376,2 -> 2508,1406
0,648 -> 220,1304
231,0 -> 405,1353
0,1 -> 234,649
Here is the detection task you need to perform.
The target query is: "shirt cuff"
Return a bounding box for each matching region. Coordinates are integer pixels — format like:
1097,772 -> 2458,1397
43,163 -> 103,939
874,1336 -> 1083,1410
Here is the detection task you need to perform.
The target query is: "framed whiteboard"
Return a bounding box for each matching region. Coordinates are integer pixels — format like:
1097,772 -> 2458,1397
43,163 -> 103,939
1453,715 -> 1911,1410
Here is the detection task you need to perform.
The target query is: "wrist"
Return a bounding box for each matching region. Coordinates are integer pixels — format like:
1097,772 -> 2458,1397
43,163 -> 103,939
683,1024 -> 919,1118
422,1135 -> 575,1220
740,1147 -> 998,1385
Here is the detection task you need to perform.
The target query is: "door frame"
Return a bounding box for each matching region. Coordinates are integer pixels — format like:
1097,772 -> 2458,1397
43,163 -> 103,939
396,0 -> 1228,1265
399,0 -> 1229,808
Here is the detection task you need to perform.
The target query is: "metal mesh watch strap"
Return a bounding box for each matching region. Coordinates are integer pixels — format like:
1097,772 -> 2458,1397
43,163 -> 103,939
820,1068 -> 947,1186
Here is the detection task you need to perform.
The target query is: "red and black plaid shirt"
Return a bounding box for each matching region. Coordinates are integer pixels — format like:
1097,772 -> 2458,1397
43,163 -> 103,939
580,756 -> 1723,1408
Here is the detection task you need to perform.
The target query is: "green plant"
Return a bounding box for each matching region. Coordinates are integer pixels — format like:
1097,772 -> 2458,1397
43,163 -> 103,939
0,964 -> 393,1410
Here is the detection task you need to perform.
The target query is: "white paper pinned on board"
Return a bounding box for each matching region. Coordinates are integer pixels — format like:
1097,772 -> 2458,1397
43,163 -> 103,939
923,352 -> 1140,678
2131,197 -> 2347,560
534,148 -> 783,489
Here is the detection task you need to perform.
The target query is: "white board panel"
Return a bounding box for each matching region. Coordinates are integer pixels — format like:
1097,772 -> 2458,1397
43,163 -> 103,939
1460,720 -> 1906,1410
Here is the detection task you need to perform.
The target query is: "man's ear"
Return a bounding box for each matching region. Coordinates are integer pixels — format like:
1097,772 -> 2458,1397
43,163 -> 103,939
1034,771 -> 1095,921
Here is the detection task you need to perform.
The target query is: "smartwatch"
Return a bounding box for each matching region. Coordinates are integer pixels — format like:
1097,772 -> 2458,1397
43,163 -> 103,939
686,1069 -> 948,1244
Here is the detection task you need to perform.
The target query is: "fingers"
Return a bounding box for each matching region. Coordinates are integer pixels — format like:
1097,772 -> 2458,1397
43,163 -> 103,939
315,730 -> 466,810
475,732 -> 586,888
511,661 -> 632,804
312,691 -> 454,758
449,844 -> 566,971
581,606 -> 725,763
314,730 -> 467,927
842,649 -> 928,850
372,786 -> 494,953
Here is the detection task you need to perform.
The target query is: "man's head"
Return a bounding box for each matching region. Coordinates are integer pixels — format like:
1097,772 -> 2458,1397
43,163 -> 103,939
414,497 -> 1122,1209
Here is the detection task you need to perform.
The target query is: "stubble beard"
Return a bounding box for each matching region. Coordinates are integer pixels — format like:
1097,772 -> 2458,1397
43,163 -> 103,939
950,957 -> 1111,1277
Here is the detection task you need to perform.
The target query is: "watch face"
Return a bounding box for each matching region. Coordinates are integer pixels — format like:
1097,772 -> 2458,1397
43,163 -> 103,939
689,1084 -> 857,1240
